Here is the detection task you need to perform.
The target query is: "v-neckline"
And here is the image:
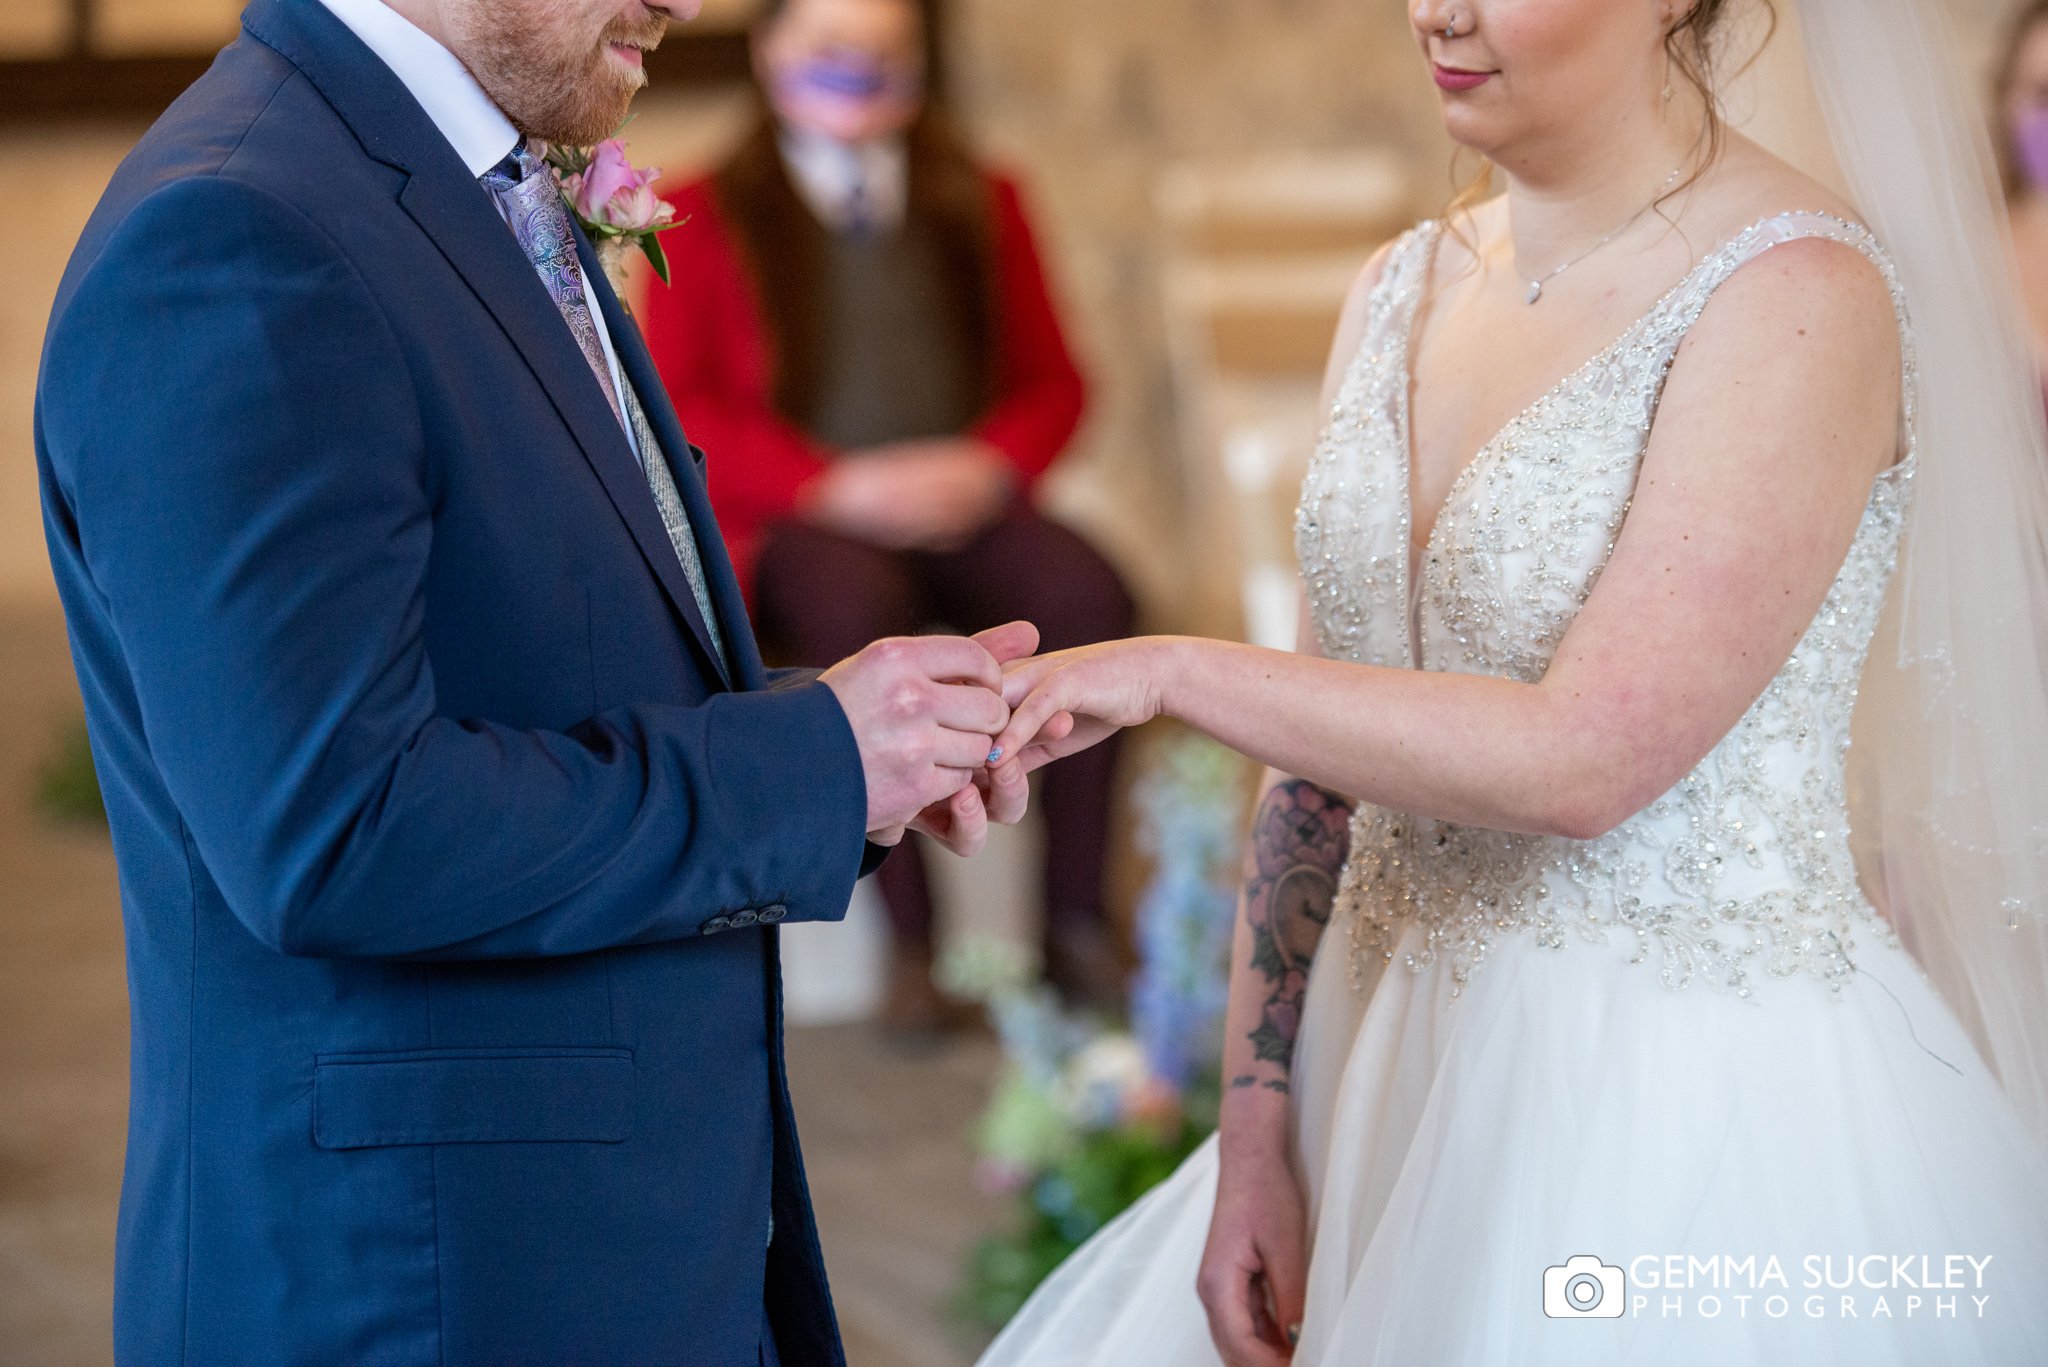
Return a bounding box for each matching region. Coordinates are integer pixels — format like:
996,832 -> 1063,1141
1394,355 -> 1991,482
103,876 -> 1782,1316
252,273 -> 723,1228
1388,211 -> 1836,666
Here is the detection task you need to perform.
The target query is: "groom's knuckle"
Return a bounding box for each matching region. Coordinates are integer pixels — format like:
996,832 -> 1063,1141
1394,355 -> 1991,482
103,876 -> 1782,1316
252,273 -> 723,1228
889,680 -> 927,719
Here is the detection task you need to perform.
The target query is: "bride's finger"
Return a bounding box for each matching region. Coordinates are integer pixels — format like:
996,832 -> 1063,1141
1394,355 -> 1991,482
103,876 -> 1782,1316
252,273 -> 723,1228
999,653 -> 1063,705
1258,1229 -> 1308,1353
1236,1287 -> 1291,1362
1200,1258 -> 1287,1367
1018,745 -> 1079,778
1022,711 -> 1077,764
1236,1274 -> 1292,1367
984,758 -> 1030,826
991,680 -> 1072,762
936,726 -> 1005,771
1012,713 -> 1093,775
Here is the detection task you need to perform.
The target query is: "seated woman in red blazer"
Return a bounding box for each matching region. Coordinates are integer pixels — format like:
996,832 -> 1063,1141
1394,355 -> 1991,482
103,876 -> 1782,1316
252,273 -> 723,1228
641,0 -> 1135,1033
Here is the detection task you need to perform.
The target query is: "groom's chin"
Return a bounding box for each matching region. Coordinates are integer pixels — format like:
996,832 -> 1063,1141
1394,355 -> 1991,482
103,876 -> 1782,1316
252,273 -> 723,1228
505,62 -> 642,147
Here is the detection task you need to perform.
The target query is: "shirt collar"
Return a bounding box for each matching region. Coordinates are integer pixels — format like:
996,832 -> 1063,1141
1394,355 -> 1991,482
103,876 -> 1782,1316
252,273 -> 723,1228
777,126 -> 909,233
314,0 -> 521,177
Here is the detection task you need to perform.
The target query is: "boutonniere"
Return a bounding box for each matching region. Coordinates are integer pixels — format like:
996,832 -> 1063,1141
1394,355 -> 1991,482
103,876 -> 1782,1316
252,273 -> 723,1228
538,135 -> 687,296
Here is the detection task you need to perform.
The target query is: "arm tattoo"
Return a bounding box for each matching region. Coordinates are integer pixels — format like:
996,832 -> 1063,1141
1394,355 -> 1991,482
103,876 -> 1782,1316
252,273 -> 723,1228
1231,780 -> 1352,1093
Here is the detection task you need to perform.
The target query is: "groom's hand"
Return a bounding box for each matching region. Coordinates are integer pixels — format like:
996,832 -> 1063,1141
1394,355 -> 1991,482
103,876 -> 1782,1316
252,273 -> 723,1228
822,624 -> 1036,847
863,623 -> 1043,857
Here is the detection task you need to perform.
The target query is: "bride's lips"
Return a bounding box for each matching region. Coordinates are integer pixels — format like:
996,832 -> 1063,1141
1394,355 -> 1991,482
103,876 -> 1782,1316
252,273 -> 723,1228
1433,63 -> 1493,92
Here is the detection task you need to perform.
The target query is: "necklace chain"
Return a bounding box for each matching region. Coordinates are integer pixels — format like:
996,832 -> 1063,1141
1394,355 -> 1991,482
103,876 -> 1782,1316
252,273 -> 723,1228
1517,164 -> 1685,305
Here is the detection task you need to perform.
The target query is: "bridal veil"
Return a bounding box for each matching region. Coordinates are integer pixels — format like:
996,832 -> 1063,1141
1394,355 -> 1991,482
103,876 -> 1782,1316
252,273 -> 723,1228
1748,0 -> 2048,1145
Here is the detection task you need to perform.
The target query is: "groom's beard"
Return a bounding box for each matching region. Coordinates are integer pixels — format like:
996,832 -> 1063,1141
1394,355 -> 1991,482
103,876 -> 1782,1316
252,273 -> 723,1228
451,0 -> 666,146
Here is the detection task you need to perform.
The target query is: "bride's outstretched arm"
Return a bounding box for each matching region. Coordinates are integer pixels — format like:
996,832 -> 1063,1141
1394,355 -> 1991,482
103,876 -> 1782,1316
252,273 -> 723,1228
997,235 -> 1905,842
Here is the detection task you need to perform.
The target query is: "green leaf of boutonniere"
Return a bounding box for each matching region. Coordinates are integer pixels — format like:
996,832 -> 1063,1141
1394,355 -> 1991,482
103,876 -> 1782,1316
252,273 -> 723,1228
640,233 -> 671,287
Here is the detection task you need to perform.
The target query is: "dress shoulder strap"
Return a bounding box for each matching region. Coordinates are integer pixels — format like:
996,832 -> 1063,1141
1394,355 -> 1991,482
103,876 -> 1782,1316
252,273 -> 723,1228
1364,220 -> 1443,333
1640,211 -> 1919,456
1329,220 -> 1442,408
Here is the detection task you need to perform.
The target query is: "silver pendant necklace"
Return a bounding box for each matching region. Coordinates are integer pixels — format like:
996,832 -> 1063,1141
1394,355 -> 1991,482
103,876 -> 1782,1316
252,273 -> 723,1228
1518,164 -> 1685,305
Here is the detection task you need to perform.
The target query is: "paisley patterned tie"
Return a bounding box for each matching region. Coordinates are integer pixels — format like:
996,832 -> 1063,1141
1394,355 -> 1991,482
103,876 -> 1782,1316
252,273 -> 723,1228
482,145 -> 727,667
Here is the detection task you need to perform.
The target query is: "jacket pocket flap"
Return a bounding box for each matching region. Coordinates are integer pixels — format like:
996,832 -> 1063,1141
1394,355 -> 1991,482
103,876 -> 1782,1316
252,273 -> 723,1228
313,1048 -> 633,1149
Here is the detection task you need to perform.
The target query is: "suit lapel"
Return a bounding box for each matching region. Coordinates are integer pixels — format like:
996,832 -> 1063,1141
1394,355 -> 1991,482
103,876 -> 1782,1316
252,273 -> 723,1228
578,247 -> 768,692
240,0 -> 735,689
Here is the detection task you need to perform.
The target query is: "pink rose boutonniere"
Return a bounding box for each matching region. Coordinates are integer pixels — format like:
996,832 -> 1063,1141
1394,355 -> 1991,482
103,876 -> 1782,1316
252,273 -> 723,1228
539,136 -> 686,296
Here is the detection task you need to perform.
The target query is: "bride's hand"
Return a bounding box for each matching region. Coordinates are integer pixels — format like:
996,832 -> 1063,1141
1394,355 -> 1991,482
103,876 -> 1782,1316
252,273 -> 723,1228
1198,1145 -> 1309,1366
992,639 -> 1165,772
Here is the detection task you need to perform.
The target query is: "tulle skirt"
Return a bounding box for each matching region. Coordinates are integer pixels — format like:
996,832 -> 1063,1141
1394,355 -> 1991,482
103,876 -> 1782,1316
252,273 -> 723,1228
977,923 -> 2048,1365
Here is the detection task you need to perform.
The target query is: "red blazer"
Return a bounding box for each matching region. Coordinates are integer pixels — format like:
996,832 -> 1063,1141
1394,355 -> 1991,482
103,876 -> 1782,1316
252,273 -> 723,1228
639,170 -> 1087,589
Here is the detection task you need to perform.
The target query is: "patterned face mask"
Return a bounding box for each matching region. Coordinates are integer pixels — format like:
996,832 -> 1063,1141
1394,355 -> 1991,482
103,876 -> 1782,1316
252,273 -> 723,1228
770,51 -> 923,142
2013,104 -> 2048,194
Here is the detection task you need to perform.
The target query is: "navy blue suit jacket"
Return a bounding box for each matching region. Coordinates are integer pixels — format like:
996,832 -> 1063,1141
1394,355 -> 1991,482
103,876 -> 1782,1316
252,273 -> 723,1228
34,2 -> 874,1361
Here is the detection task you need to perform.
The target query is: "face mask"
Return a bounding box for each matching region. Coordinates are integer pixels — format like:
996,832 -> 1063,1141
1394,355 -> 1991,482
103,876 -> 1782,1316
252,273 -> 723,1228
771,52 -> 923,143
2014,104 -> 2048,194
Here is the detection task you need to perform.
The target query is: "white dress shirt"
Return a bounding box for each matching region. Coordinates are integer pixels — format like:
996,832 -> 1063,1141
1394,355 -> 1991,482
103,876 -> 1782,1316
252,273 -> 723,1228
778,126 -> 908,236
314,0 -> 642,459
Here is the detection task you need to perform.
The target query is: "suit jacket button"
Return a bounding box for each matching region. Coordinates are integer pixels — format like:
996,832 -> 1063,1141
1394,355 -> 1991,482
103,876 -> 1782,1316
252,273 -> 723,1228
702,916 -> 733,936
729,908 -> 761,928
759,904 -> 789,923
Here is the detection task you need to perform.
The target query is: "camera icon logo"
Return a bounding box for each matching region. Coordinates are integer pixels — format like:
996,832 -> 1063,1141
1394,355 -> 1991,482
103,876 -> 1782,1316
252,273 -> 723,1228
1543,1255 -> 1626,1319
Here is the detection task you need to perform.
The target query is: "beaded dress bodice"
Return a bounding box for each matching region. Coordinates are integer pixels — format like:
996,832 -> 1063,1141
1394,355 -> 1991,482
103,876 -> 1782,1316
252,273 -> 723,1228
1295,212 -> 1918,1000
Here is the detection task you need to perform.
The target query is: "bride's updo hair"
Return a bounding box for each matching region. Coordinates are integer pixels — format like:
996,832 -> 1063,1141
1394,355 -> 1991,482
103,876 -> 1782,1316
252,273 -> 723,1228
1666,0 -> 1778,172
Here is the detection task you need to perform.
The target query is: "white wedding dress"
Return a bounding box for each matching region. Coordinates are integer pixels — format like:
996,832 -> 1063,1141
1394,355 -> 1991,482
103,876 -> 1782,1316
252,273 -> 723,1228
980,212 -> 2048,1365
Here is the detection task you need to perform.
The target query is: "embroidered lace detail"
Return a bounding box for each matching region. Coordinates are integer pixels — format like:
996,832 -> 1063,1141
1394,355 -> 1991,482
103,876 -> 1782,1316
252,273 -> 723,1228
1294,211 -> 1918,999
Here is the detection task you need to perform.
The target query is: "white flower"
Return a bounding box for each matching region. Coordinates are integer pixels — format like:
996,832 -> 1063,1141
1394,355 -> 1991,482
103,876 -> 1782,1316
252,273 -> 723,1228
1057,1034 -> 1150,1130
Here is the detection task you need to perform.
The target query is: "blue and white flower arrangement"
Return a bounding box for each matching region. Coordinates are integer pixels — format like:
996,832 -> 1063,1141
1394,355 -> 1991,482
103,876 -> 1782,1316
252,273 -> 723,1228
953,734 -> 1249,1327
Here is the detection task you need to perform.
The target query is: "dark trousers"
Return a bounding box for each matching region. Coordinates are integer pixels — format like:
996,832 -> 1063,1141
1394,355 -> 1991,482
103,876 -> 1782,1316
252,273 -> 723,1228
753,506 -> 1137,951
